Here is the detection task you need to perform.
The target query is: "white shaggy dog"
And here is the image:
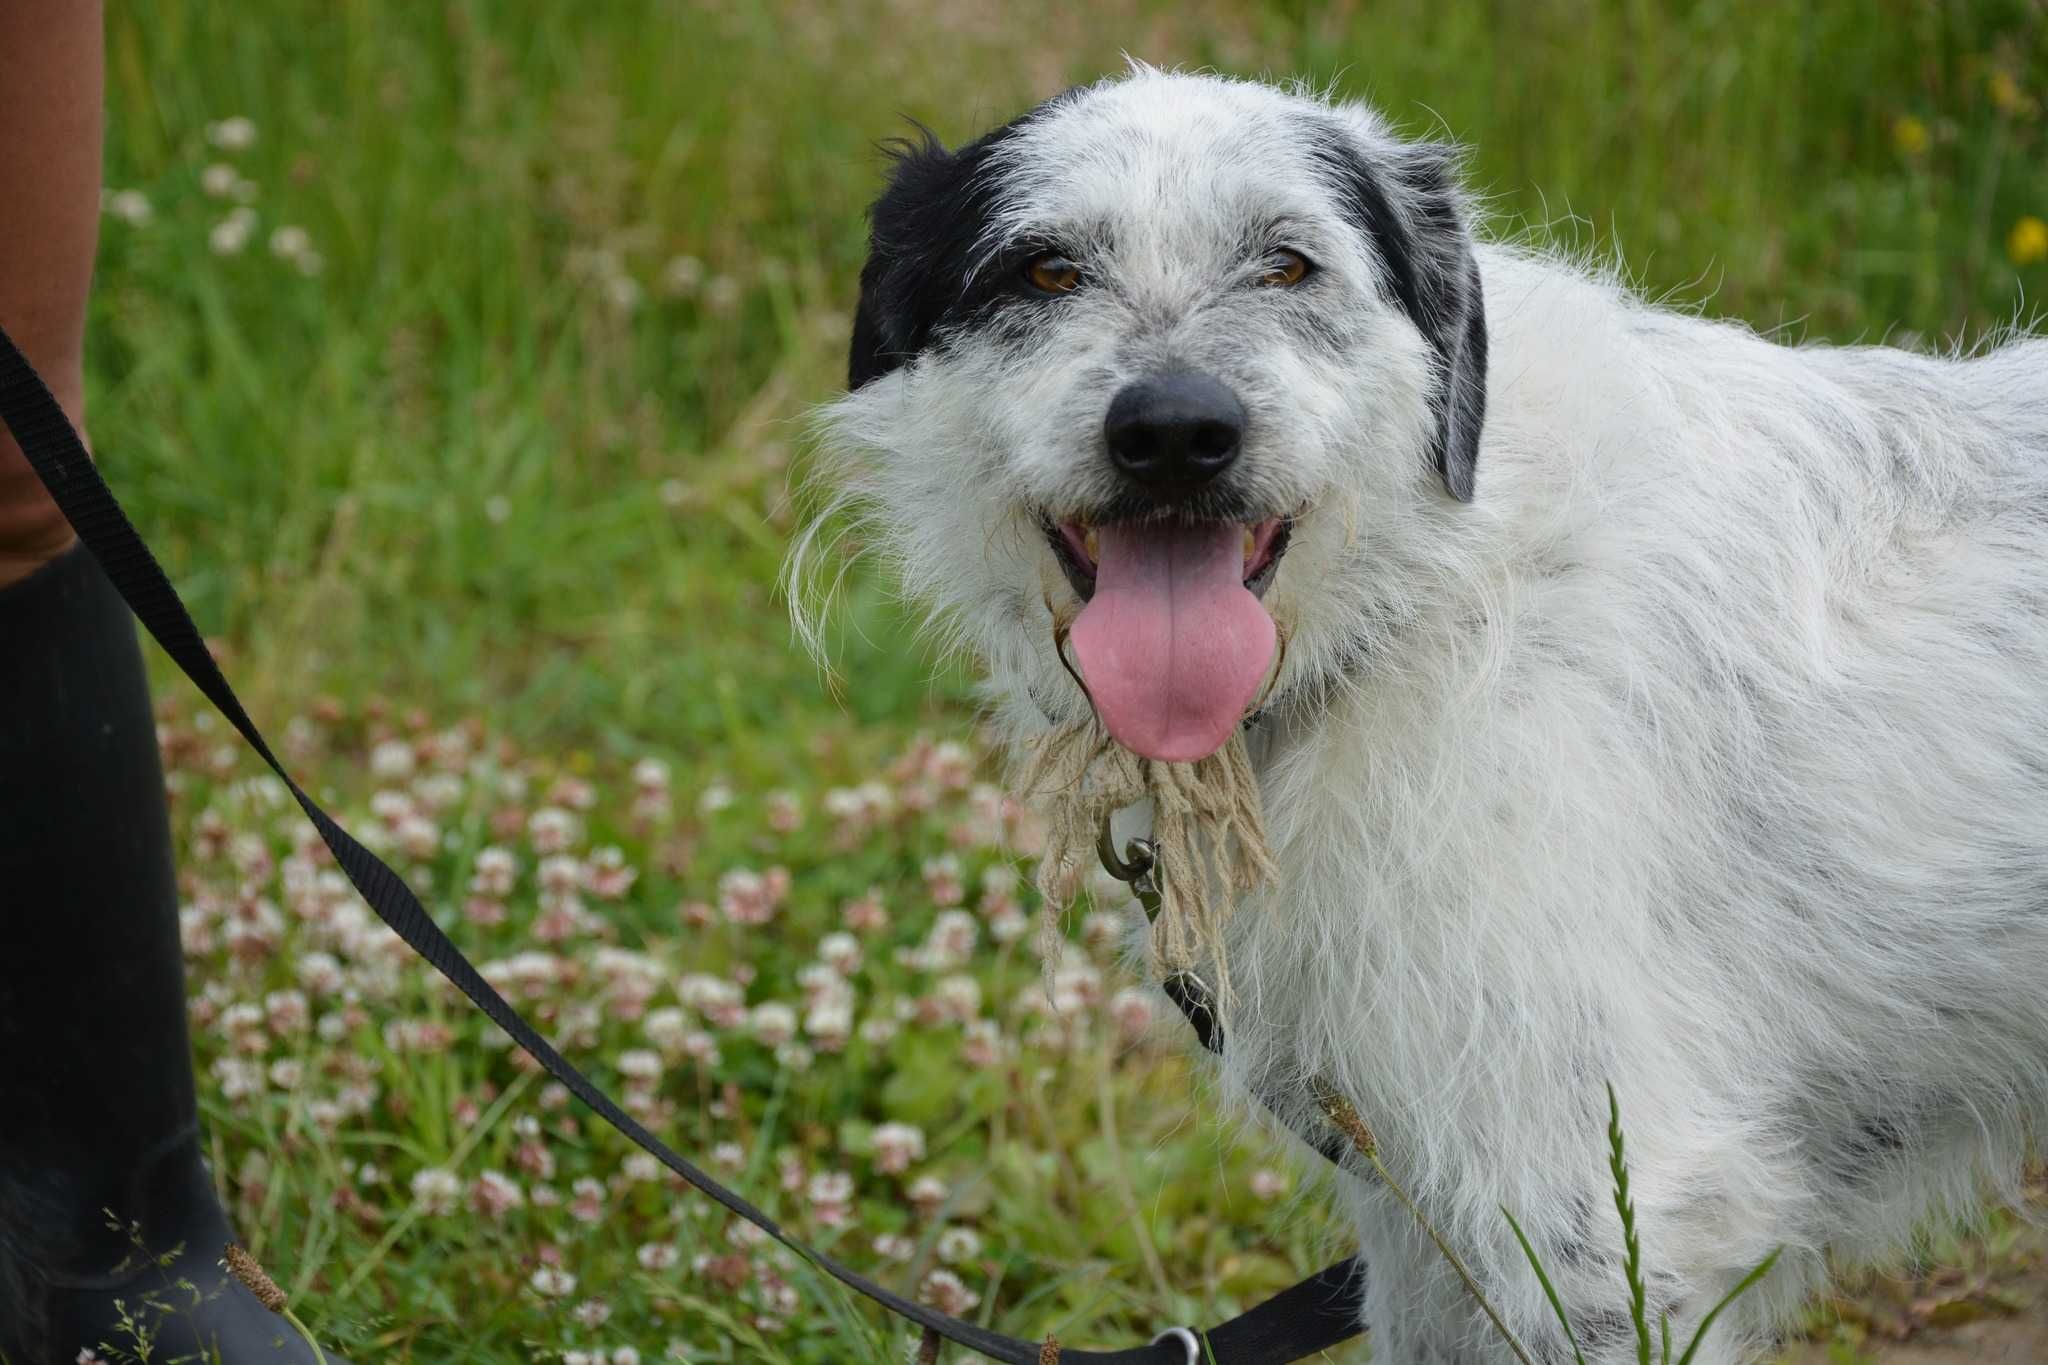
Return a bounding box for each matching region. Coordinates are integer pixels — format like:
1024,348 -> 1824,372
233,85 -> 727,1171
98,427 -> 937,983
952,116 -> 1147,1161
803,65 -> 2048,1364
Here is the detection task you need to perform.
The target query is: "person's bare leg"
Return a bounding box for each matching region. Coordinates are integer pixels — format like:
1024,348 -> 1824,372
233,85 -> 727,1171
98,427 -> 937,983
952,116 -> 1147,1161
0,6 -> 345,1359
0,0 -> 98,587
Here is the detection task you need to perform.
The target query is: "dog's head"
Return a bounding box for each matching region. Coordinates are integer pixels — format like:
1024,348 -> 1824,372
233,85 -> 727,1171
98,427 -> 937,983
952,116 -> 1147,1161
811,67 -> 1488,760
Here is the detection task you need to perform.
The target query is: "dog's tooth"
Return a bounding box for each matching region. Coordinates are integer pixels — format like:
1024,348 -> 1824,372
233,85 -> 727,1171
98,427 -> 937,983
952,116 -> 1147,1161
1243,526 -> 1257,568
1084,527 -> 1099,563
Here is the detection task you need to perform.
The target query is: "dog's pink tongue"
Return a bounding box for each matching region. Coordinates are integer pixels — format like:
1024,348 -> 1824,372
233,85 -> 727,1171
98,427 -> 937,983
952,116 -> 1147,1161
1070,522 -> 1277,763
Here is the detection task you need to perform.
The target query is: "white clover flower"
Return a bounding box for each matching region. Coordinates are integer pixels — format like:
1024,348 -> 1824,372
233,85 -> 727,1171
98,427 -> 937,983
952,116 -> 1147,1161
219,1001 -> 266,1039
585,845 -> 638,899
677,973 -> 744,1027
529,805 -> 579,853
987,906 -> 1028,944
795,962 -> 843,1001
906,1174 -> 949,1212
750,1002 -> 797,1046
470,846 -> 518,896
538,853 -> 585,895
369,738 -> 416,780
208,207 -> 257,256
933,975 -> 981,1020
469,1169 -> 525,1219
268,224 -> 311,260
1049,961 -> 1103,1016
368,789 -> 414,824
484,494 -> 511,524
637,1241 -> 680,1270
529,1265 -> 577,1298
936,1226 -> 982,1265
1081,910 -> 1125,949
919,1269 -> 979,1315
703,275 -> 742,315
804,1000 -> 853,1048
643,1006 -> 689,1053
604,274 -> 642,314
207,116 -> 258,150
1109,987 -> 1155,1039
412,772 -> 464,812
817,932 -> 862,974
201,163 -> 240,197
395,813 -> 440,860
410,1166 -> 460,1214
570,1175 -> 607,1222
661,255 -> 704,297
806,1170 -> 854,1207
870,1122 -> 925,1175
263,989 -> 309,1033
105,189 -> 153,225
571,1298 -> 612,1327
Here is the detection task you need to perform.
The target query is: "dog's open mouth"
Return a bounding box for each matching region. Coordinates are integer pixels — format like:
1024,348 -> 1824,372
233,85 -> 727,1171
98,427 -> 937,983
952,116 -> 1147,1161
1043,515 -> 1291,763
1047,516 -> 1292,603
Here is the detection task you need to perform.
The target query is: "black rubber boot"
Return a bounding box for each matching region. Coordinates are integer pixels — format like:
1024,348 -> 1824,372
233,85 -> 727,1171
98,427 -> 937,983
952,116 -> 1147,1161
0,543 -> 345,1363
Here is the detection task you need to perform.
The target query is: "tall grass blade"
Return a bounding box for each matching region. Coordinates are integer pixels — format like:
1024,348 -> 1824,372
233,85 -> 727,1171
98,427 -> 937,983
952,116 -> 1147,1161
1607,1082 -> 1652,1365
1674,1248 -> 1782,1365
1501,1204 -> 1587,1365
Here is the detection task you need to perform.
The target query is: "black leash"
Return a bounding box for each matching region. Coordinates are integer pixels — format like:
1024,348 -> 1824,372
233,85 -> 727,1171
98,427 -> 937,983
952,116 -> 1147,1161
0,322 -> 1365,1363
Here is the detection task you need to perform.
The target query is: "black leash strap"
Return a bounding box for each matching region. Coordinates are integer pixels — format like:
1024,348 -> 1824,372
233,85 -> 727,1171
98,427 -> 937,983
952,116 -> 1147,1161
0,323 -> 1364,1363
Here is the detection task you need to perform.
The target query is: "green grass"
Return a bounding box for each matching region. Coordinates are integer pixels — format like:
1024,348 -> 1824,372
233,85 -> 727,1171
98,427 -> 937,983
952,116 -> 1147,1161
72,1 -> 2048,1360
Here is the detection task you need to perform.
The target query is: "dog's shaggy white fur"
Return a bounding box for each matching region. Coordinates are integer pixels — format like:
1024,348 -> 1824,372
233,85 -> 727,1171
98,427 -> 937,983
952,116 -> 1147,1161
802,64 -> 2048,1363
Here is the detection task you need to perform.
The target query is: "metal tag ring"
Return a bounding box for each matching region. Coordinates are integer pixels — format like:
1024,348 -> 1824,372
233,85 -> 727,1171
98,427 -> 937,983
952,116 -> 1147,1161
1150,1326 -> 1201,1364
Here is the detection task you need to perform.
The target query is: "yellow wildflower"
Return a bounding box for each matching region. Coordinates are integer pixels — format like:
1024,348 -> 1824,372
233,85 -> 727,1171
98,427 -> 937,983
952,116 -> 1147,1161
1988,68 -> 2022,116
2010,216 -> 2048,267
1892,114 -> 1929,157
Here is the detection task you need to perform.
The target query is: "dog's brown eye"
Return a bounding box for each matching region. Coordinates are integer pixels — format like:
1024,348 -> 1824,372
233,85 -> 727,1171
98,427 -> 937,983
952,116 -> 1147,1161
1256,249 -> 1311,287
1025,253 -> 1082,294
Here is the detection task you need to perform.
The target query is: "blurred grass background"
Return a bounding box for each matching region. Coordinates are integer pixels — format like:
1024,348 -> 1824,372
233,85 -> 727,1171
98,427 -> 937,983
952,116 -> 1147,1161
79,1 -> 2048,1359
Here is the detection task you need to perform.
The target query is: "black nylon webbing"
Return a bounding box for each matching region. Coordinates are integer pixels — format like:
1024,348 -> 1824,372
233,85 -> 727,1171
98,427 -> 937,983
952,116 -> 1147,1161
0,322 -> 1365,1363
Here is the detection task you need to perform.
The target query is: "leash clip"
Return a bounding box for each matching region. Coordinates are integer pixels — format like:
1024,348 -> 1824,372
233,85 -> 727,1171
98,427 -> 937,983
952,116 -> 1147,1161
1150,1327 -> 1201,1364
1095,814 -> 1163,921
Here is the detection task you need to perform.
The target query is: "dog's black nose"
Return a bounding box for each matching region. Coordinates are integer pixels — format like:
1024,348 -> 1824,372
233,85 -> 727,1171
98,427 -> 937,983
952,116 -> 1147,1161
1103,372 -> 1245,500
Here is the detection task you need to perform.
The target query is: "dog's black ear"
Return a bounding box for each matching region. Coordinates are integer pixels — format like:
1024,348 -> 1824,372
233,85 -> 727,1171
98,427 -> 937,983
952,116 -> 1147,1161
848,123 -> 1011,391
1315,129 -> 1488,502
847,251 -> 898,390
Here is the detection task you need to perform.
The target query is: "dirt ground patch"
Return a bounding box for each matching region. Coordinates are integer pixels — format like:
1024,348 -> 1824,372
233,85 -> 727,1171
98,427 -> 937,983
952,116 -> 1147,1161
1773,1194 -> 2048,1364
